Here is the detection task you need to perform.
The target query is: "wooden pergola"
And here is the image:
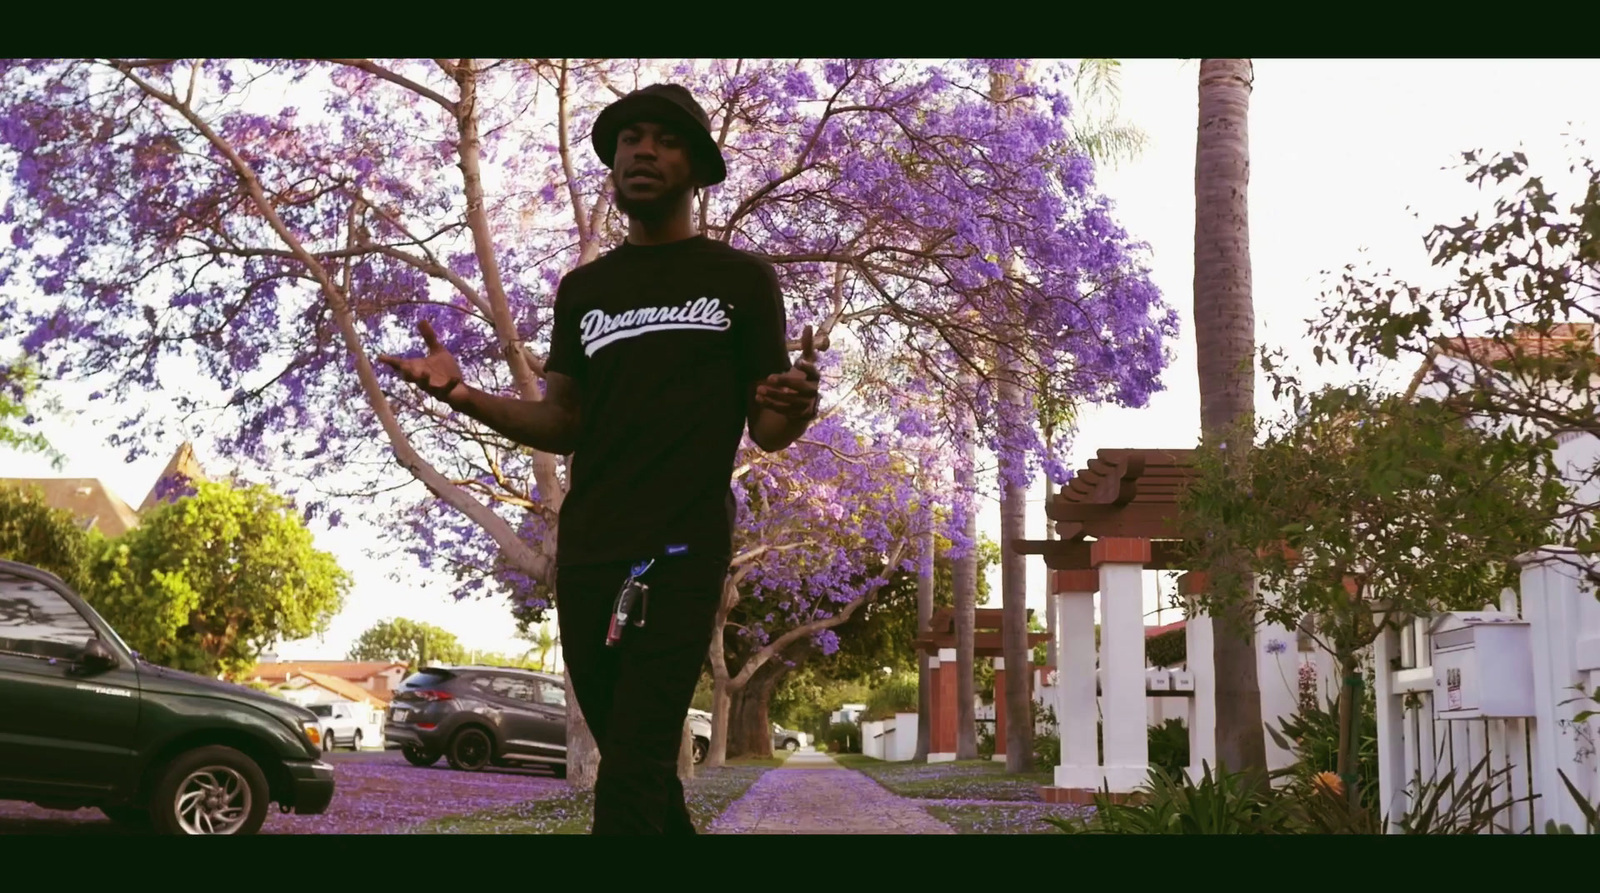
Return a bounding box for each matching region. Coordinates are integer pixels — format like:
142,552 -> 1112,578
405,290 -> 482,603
1012,447 -> 1205,802
914,607 -> 1050,761
913,607 -> 1051,658
1013,448 -> 1198,569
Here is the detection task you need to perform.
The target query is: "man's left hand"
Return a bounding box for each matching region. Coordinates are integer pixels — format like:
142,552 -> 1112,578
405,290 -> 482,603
755,325 -> 821,420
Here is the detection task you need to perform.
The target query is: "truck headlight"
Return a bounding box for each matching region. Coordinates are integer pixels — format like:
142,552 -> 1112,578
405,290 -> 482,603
300,721 -> 322,748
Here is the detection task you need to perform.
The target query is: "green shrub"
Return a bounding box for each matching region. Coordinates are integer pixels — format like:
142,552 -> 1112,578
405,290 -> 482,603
822,722 -> 861,754
1147,718 -> 1190,777
1145,627 -> 1186,668
1033,704 -> 1060,766
1048,763 -> 1300,834
1267,692 -> 1379,813
861,671 -> 920,722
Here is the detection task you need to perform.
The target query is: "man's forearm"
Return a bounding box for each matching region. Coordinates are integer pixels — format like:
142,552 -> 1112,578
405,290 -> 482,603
450,387 -> 580,455
749,407 -> 812,453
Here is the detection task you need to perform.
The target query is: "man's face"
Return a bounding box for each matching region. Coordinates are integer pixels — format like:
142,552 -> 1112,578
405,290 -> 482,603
611,120 -> 697,219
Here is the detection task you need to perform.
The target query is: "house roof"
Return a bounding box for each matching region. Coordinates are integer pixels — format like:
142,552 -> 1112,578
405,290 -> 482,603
1404,323 -> 1597,399
251,661 -> 408,683
0,441 -> 212,540
138,440 -> 210,513
0,477 -> 143,538
1145,620 -> 1186,638
296,670 -> 390,707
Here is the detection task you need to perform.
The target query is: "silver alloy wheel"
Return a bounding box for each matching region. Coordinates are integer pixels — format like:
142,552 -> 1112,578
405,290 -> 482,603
174,766 -> 253,834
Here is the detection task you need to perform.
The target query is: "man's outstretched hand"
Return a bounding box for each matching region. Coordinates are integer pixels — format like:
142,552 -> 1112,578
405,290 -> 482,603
755,325 -> 821,421
377,320 -> 469,407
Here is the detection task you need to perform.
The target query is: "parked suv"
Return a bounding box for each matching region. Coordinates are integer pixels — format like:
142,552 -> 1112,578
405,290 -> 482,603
307,701 -> 373,751
0,560 -> 335,835
385,665 -> 569,776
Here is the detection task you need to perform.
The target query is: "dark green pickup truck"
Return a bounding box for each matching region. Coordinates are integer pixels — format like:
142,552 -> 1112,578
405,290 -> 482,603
0,559 -> 335,834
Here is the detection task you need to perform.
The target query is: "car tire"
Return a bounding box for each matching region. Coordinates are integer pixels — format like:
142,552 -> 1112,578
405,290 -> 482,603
148,745 -> 271,836
321,728 -> 334,752
446,727 -> 493,772
692,737 -> 708,765
353,730 -> 363,751
100,804 -> 152,828
401,745 -> 440,768
784,738 -> 799,752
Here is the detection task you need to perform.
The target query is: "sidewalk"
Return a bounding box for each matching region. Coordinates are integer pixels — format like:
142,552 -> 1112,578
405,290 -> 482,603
709,750 -> 957,834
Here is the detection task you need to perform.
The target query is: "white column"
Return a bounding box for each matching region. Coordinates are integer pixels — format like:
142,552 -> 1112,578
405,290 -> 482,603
1054,589 -> 1099,789
1100,561 -> 1149,791
1185,596 -> 1217,780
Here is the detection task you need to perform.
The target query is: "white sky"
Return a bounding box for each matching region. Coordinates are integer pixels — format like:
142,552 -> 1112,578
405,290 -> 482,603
3,59 -> 1596,663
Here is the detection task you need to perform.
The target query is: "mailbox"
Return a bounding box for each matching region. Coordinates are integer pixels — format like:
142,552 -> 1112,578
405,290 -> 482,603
1145,669 -> 1172,692
1170,670 -> 1195,692
1429,610 -> 1535,719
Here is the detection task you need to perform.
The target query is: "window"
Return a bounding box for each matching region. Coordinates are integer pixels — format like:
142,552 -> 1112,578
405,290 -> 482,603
0,572 -> 97,661
489,675 -> 537,702
308,704 -> 333,717
538,681 -> 567,708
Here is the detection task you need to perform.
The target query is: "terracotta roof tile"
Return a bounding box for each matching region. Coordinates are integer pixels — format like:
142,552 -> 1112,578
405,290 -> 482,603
295,670 -> 390,707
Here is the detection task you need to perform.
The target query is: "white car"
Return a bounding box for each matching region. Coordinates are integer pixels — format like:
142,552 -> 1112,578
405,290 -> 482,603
307,702 -> 375,751
687,709 -> 712,764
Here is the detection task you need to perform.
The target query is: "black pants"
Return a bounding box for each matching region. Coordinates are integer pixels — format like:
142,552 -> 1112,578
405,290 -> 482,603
556,555 -> 725,835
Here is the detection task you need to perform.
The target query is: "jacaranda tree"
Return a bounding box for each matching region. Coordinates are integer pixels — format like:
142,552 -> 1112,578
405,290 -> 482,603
0,57 -> 1175,786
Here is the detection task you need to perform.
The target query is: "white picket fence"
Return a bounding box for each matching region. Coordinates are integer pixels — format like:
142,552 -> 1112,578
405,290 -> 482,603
1371,548 -> 1600,833
1163,547 -> 1600,832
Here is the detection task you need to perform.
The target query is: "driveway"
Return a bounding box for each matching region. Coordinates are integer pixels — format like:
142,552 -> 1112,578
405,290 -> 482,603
0,750 -> 566,834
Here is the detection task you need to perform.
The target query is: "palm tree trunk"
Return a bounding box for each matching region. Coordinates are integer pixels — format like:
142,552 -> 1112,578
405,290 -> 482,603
954,387 -> 980,761
991,64 -> 1035,775
1194,57 -> 1266,774
915,483 -> 936,761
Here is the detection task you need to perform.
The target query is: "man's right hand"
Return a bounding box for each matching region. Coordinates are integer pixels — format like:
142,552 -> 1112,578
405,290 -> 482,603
377,320 -> 469,407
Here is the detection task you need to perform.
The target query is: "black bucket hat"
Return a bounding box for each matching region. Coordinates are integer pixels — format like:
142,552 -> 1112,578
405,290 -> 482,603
590,83 -> 727,187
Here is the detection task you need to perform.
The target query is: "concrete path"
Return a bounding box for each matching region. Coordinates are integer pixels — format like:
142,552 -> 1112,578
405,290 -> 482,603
709,750 -> 956,834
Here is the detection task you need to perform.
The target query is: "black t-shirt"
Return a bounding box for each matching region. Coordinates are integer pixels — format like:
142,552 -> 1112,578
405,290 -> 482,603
544,235 -> 792,568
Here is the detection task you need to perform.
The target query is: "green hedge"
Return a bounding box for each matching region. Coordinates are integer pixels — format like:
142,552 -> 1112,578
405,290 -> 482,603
1145,627 -> 1186,668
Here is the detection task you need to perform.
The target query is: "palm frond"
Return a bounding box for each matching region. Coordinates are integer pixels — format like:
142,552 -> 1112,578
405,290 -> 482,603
1073,58 -> 1123,108
1072,121 -> 1150,169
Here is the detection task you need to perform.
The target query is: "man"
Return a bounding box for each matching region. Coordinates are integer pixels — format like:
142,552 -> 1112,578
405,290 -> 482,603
378,83 -> 820,834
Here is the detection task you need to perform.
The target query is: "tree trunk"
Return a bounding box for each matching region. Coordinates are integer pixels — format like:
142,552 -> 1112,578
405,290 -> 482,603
677,716 -> 695,780
730,668 -> 782,757
1336,649 -> 1359,808
990,64 -> 1034,775
708,675 -> 732,768
564,673 -> 601,788
915,491 -> 936,761
954,396 -> 980,761
999,456 -> 1033,773
1195,57 -> 1266,775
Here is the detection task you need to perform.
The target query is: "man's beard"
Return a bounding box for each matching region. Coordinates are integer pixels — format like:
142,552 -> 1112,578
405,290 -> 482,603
613,177 -> 693,223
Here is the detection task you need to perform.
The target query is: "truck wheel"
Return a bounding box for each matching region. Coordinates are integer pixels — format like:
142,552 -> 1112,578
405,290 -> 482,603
148,746 -> 271,835
446,727 -> 493,772
353,730 -> 364,750
693,737 -> 708,765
